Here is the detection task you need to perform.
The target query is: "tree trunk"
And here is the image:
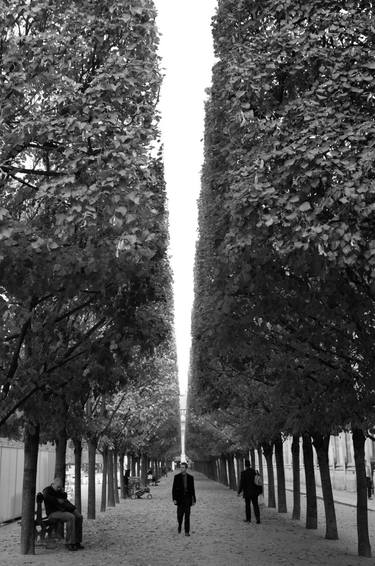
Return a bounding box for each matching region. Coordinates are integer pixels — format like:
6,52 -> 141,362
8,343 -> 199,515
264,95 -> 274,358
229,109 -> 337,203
114,450 -> 120,503
142,453 -> 149,485
292,434 -> 301,520
101,444 -> 108,512
275,434 -> 287,513
53,427 -> 67,538
216,457 -> 220,483
218,457 -> 223,483
262,442 -> 276,508
152,458 -> 156,478
73,438 -> 82,513
107,449 -> 115,507
133,454 -> 139,476
250,447 -> 256,469
130,453 -> 136,476
155,458 -> 160,480
87,437 -> 97,519
227,455 -> 232,489
352,428 -> 371,557
236,454 -> 243,487
214,458 -> 219,482
160,457 -> 166,477
228,454 -> 236,490
54,427 -> 67,484
312,432 -> 338,540
217,457 -> 222,483
302,433 -> 317,529
119,450 -> 125,498
20,421 -> 40,555
257,445 -> 264,479
223,456 -> 229,486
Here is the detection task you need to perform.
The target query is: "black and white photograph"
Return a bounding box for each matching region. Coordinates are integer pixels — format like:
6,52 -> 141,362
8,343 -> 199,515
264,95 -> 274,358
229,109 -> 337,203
1,1 -> 375,565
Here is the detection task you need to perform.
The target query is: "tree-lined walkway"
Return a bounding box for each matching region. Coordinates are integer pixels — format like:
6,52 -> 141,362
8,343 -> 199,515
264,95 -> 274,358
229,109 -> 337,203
0,471 -> 373,566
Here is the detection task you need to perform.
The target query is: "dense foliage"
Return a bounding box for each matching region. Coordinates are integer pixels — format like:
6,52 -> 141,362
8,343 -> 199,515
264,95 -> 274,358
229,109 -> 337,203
190,0 -> 375,460
0,2 -> 180,553
189,0 -> 375,554
0,0 -> 176,428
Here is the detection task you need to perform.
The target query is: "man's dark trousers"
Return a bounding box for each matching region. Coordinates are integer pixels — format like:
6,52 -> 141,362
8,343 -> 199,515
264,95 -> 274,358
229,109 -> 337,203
245,494 -> 260,522
177,494 -> 191,533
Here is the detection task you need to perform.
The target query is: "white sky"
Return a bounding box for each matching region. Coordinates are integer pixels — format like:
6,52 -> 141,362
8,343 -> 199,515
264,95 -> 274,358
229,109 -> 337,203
154,1 -> 217,397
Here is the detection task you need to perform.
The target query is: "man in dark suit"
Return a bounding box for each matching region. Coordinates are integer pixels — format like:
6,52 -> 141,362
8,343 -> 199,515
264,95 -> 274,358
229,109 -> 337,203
172,462 -> 196,536
238,459 -> 261,523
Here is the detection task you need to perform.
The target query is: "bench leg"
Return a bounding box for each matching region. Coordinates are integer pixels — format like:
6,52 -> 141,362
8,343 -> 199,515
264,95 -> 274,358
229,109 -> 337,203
34,524 -> 48,547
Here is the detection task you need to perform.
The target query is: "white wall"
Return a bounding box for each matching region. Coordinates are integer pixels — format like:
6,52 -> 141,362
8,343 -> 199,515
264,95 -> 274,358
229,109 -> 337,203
0,439 -> 55,523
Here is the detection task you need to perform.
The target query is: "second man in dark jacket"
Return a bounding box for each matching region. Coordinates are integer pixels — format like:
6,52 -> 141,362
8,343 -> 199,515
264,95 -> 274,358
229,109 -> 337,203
237,459 -> 261,523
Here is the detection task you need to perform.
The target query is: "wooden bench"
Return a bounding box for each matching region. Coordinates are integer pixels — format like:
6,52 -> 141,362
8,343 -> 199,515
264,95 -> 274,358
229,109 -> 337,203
34,492 -> 64,545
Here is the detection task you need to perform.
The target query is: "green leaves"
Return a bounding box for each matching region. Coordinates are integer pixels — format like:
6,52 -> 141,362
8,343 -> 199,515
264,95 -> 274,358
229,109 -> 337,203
190,0 -> 375,458
298,202 -> 311,212
0,0 -> 174,434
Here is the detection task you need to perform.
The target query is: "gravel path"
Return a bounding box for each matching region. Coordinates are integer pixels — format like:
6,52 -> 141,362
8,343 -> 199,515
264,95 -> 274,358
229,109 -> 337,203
0,471 -> 373,565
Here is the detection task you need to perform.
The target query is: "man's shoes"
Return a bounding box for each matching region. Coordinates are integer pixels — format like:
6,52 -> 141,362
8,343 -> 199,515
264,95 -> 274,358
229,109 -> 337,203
185,532 -> 190,536
256,519 -> 261,524
243,519 -> 250,522
75,543 -> 85,549
178,525 -> 181,533
66,544 -> 78,551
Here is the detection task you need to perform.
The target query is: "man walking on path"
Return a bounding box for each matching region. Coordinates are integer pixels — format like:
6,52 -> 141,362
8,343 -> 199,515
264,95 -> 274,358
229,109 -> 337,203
172,462 -> 196,536
238,459 -> 261,524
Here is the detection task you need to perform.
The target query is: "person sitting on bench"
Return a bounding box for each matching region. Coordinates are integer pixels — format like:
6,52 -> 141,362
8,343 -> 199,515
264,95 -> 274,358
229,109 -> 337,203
43,476 -> 84,551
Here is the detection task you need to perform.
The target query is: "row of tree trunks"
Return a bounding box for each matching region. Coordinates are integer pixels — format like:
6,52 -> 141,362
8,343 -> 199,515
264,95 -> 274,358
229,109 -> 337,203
203,459 -> 217,480
194,453 -> 266,491
192,431 -> 371,559
20,421 -> 168,556
268,432 -> 370,557
19,429 -> 370,558
193,453 -> 254,490
203,431 -> 364,556
43,431 -> 373,557
198,460 -> 216,479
